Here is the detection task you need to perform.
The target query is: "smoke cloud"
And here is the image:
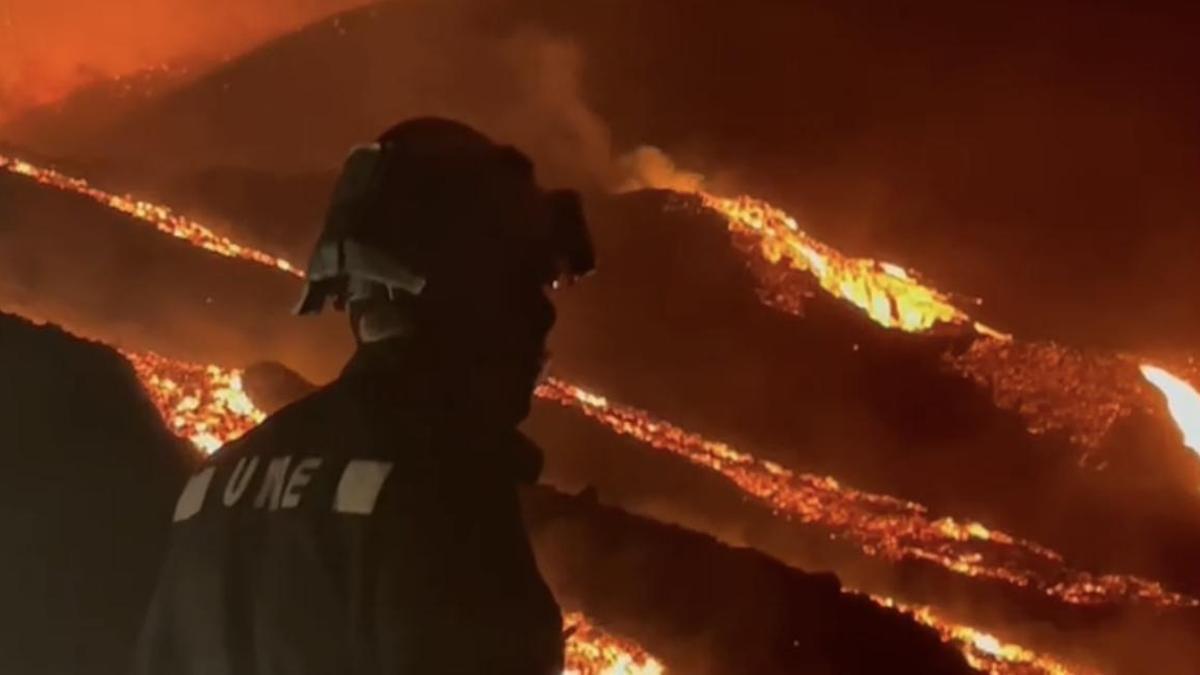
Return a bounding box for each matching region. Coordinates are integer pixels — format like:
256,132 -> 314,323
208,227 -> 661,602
0,0 -> 366,122
617,145 -> 705,193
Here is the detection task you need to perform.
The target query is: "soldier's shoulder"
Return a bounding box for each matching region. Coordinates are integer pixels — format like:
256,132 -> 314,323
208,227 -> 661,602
208,383 -> 348,463
207,376 -> 433,467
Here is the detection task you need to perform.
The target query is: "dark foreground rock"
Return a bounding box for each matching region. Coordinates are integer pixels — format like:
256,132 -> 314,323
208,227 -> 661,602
0,312 -> 194,675
524,485 -> 974,675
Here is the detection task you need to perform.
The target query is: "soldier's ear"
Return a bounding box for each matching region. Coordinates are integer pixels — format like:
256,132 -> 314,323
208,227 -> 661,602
352,298 -> 413,344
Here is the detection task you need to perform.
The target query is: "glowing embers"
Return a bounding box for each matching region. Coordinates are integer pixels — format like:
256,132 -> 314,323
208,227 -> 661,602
946,338 -> 1144,452
563,613 -> 665,675
123,351 -> 265,454
698,193 -> 971,333
950,339 -> 1200,460
536,378 -> 1197,609
869,597 -> 1089,675
1140,365 -> 1200,455
0,154 -> 301,276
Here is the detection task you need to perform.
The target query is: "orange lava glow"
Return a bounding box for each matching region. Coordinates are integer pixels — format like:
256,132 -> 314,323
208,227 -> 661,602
563,613 -> 665,675
698,193 -> 973,333
0,154 -> 301,276
536,378 -> 1196,610
122,350 -> 265,454
946,338 -> 1145,452
869,596 -> 1091,675
1140,365 -> 1200,455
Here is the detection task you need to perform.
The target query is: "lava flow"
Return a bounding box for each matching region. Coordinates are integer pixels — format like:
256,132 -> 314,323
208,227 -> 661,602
946,338 -> 1146,452
563,613 -> 665,675
695,193 -> 976,334
122,350 -> 265,454
695,190 -> 1200,457
536,378 -> 1196,610
1140,365 -> 1200,456
871,597 -> 1087,675
0,153 -> 301,276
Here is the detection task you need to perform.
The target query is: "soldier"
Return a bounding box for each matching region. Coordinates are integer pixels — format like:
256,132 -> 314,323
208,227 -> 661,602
134,118 -> 593,675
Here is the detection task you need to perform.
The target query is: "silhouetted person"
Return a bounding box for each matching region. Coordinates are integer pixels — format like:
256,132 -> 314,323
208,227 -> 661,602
134,118 -> 594,675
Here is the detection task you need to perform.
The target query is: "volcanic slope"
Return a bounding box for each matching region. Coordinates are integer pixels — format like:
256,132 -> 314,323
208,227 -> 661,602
15,155 -> 1192,604
7,1 -> 1200,354
0,312 -> 194,675
7,158 -> 1200,653
0,166 -> 350,383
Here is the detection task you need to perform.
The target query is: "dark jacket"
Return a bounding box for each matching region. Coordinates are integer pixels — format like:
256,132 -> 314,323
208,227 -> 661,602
133,351 -> 563,675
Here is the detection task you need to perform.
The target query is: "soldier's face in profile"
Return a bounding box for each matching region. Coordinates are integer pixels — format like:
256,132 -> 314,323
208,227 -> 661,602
419,255 -> 556,412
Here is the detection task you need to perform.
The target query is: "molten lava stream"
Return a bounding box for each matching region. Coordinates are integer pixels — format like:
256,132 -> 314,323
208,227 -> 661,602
563,613 -> 665,675
535,379 -> 1195,610
0,153 -> 300,276
694,193 -> 979,335
1140,365 -> 1200,457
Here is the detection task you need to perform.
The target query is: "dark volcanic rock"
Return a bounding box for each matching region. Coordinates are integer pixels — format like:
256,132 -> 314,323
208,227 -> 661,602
523,485 -> 974,675
0,312 -> 194,675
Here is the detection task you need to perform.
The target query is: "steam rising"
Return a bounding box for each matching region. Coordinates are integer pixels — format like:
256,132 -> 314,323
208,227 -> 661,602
617,146 -> 706,193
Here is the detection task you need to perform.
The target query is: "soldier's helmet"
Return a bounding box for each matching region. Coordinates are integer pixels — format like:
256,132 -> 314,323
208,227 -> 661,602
295,117 -> 593,317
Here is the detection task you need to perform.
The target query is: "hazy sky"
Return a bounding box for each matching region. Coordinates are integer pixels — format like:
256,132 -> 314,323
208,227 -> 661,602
0,0 -> 364,120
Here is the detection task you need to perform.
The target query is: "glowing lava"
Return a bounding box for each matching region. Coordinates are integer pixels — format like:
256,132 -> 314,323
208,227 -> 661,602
0,153 -> 300,276
537,378 -> 1197,610
871,597 -> 1090,675
563,613 -> 665,675
947,338 -> 1145,452
122,350 -> 264,454
1140,365 -> 1200,454
697,193 -> 973,333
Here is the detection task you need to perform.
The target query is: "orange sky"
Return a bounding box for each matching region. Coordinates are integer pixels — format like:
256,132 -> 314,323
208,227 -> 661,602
0,0 -> 365,121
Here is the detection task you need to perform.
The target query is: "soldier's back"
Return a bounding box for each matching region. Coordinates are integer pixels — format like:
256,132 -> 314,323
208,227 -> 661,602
135,368 -> 562,675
